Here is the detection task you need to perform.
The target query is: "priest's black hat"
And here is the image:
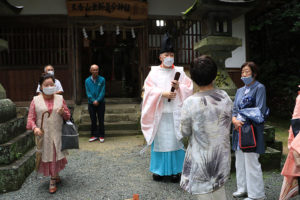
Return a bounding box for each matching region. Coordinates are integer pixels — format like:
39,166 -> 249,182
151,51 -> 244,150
160,33 -> 174,54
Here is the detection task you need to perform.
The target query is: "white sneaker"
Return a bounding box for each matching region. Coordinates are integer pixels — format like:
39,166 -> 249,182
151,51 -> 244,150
89,137 -> 98,142
99,137 -> 104,143
233,191 -> 247,198
244,197 -> 266,200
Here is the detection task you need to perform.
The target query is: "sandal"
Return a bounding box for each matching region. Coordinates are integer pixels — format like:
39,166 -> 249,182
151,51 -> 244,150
49,178 -> 57,194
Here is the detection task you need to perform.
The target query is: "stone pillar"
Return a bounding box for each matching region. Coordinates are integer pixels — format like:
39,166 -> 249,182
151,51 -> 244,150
194,36 -> 242,96
0,84 -> 35,193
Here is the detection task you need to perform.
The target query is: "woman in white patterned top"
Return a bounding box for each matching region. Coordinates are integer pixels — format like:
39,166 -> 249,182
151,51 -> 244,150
180,55 -> 233,200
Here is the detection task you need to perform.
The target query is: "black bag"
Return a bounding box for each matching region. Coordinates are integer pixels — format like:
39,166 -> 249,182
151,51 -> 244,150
61,120 -> 79,151
239,123 -> 256,149
291,118 -> 300,137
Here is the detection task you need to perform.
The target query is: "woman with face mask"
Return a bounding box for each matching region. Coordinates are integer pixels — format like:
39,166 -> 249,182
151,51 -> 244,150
231,62 -> 268,200
26,73 -> 71,194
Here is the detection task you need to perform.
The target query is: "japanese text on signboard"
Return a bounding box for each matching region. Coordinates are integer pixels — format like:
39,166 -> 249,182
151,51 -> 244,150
66,0 -> 148,20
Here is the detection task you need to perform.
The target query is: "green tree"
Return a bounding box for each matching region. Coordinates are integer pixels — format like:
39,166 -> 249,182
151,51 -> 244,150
248,0 -> 300,117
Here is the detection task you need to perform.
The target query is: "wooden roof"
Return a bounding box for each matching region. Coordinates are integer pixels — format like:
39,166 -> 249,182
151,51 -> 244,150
0,0 -> 23,15
183,0 -> 286,19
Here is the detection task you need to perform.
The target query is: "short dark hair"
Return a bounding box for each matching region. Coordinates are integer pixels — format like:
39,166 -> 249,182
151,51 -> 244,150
39,73 -> 55,86
190,55 -> 217,86
241,61 -> 259,78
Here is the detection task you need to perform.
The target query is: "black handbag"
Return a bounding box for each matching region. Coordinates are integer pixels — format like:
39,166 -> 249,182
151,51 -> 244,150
291,118 -> 300,137
238,123 -> 256,149
61,120 -> 79,151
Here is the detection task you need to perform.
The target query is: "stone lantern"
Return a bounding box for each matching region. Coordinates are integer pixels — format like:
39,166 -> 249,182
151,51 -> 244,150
183,0 -> 256,96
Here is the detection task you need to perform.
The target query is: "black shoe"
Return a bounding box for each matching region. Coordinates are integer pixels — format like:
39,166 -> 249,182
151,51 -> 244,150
152,173 -> 163,182
171,174 -> 181,183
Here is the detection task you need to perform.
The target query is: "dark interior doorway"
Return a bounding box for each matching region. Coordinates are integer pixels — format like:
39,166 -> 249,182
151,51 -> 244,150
81,30 -> 140,98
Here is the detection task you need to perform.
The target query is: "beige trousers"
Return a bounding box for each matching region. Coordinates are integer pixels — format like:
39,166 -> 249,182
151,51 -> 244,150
195,186 -> 227,200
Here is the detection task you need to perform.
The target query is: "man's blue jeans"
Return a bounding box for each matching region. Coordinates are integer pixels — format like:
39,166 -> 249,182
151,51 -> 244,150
88,101 -> 105,138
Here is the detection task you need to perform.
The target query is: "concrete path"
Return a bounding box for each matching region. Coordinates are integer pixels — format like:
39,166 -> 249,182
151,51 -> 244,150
0,135 -> 287,200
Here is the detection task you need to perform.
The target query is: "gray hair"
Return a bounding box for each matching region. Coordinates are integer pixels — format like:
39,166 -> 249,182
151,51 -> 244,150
44,65 -> 54,72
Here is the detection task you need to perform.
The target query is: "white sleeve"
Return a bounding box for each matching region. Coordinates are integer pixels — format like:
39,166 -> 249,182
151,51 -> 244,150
36,84 -> 41,93
55,79 -> 64,92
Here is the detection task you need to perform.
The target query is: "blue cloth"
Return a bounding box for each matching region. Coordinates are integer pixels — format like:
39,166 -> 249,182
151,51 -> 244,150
232,81 -> 267,154
150,143 -> 185,176
236,95 -> 267,124
85,76 -> 105,104
232,81 -> 267,117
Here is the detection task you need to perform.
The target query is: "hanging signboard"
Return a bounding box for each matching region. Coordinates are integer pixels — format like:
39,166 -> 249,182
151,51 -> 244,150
66,0 -> 148,20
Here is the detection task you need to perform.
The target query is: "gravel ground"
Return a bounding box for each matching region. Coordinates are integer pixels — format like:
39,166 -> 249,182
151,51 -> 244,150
0,135 -> 287,200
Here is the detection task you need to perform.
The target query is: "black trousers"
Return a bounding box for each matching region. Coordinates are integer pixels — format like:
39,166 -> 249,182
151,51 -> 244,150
88,101 -> 105,138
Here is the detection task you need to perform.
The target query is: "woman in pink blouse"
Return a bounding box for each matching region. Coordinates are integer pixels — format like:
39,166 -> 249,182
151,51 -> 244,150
27,73 -> 70,194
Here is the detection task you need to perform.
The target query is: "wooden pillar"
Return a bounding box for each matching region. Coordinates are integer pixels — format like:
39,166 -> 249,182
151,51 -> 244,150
139,20 -> 149,94
68,23 -> 75,104
74,26 -> 82,104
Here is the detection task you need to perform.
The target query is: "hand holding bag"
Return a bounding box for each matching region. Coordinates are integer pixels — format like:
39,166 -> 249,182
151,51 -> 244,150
61,120 -> 79,151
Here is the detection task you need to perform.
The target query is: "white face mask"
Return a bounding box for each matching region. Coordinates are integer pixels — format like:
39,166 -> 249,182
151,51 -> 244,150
42,86 -> 56,95
47,71 -> 54,76
163,57 -> 174,67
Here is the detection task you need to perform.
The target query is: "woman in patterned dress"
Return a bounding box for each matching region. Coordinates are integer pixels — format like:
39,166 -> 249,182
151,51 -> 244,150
27,73 -> 70,194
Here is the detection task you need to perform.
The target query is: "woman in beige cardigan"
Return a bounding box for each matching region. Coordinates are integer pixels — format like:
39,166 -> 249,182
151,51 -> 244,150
27,73 -> 70,194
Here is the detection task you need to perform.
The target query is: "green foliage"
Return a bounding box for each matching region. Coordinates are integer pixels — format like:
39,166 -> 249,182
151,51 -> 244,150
249,1 -> 300,32
215,71 -> 229,87
15,152 -> 23,159
248,1 -> 300,117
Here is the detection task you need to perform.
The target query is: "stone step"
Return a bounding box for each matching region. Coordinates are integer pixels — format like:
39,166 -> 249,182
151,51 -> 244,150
105,98 -> 140,104
259,147 -> 282,171
79,130 -> 142,137
264,125 -> 275,143
0,148 -> 35,193
0,117 -> 26,144
81,104 -> 140,115
267,140 -> 283,155
81,113 -> 140,123
78,121 -> 140,131
0,131 -> 35,165
264,131 -> 275,143
231,147 -> 281,171
0,99 -> 16,123
82,98 -> 140,104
